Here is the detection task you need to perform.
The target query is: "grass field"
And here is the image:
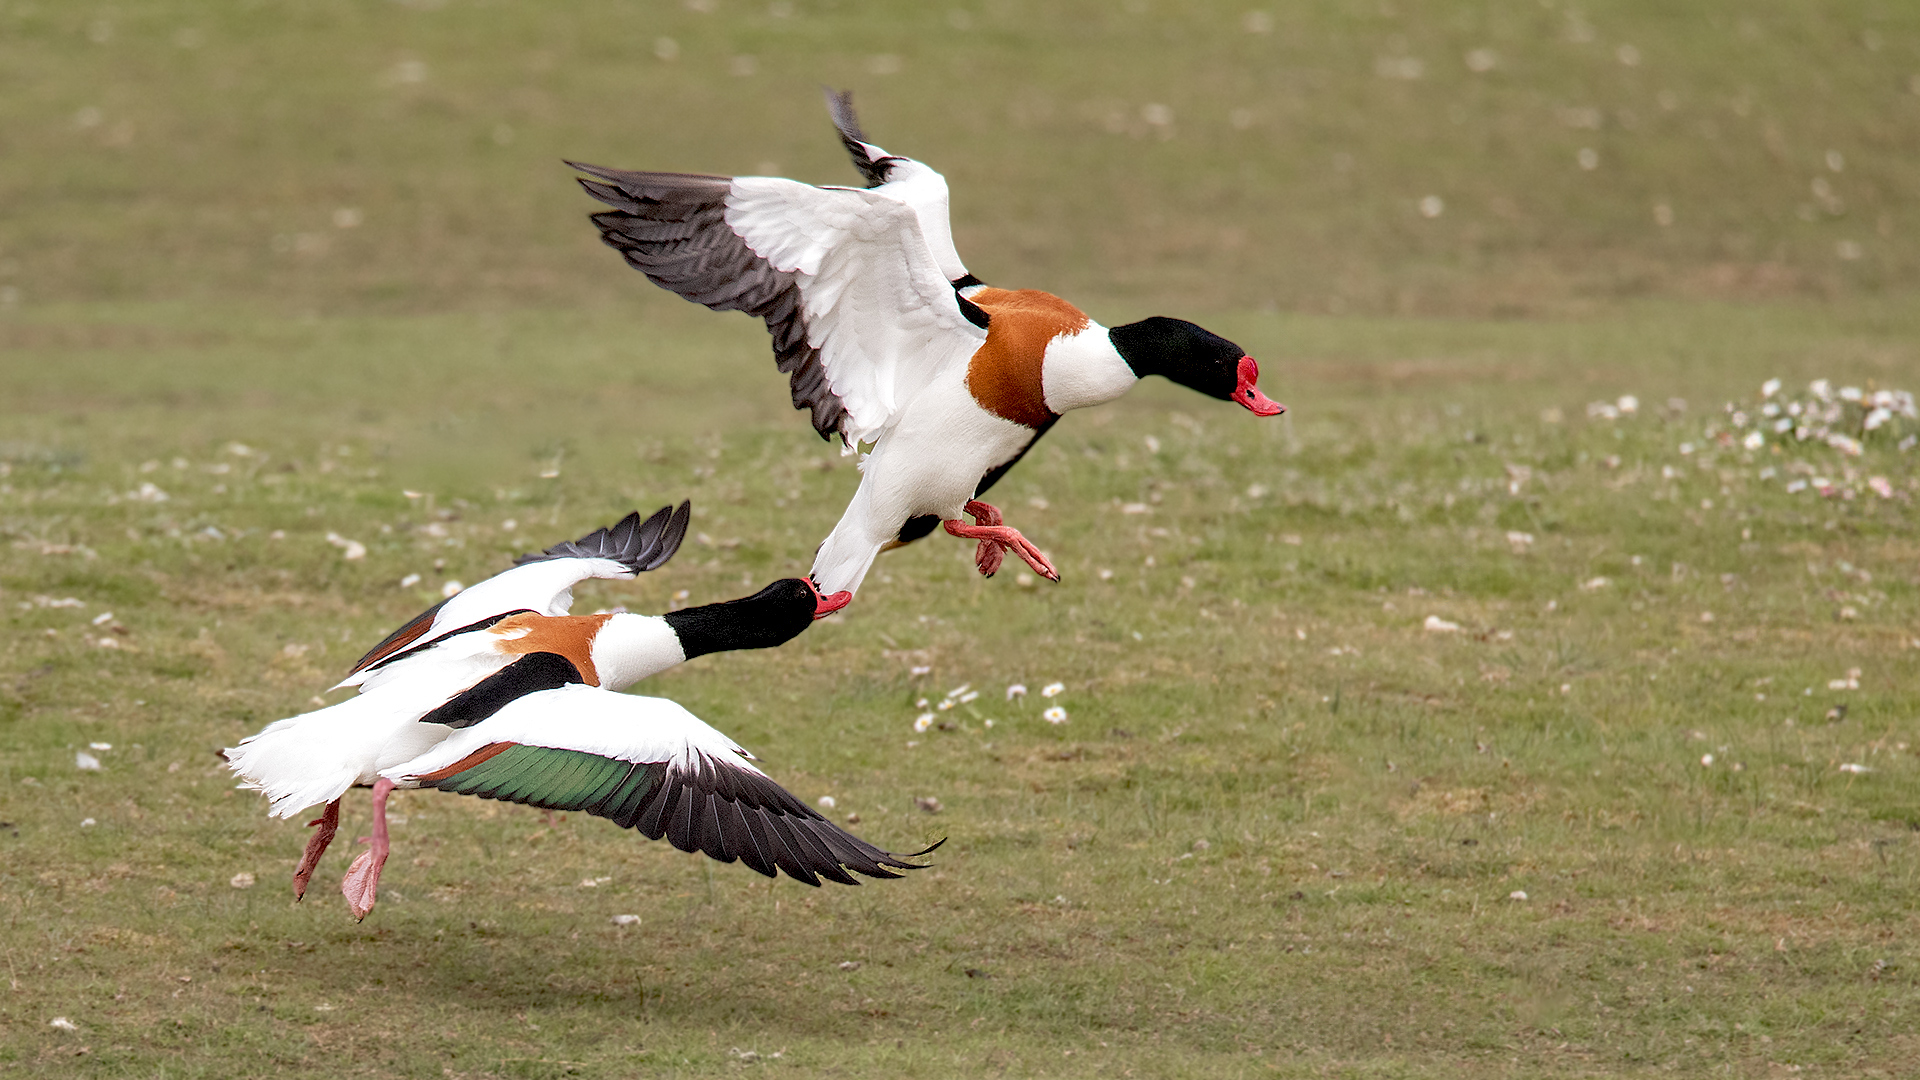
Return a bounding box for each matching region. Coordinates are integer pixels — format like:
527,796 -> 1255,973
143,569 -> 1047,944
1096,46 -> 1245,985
4,2 -> 1920,1078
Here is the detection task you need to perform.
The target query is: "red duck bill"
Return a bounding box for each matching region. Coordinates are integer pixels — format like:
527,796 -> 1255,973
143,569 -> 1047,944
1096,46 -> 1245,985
1235,356 -> 1285,416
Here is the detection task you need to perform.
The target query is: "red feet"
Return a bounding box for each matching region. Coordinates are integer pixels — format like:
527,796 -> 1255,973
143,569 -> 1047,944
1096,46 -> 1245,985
340,778 -> 394,922
944,501 -> 1059,582
292,799 -> 341,901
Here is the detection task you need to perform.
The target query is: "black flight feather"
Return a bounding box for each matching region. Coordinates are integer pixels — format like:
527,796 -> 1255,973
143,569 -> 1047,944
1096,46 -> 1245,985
822,86 -> 902,188
516,501 -> 689,572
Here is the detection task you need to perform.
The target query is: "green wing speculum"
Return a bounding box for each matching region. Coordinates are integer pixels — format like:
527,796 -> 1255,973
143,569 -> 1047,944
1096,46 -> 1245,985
419,742 -> 940,886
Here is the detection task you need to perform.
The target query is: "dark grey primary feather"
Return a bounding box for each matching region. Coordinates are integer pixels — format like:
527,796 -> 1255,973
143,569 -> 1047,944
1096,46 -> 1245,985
514,500 -> 691,572
568,164 -> 846,440
629,752 -> 942,885
822,86 -> 901,188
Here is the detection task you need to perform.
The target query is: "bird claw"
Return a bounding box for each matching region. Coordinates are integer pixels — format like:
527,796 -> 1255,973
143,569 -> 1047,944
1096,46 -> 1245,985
292,799 -> 341,902
340,846 -> 386,922
944,505 -> 1058,583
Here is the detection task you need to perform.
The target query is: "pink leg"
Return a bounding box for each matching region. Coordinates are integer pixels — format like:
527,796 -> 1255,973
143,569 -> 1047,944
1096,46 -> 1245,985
340,778 -> 395,922
944,501 -> 1060,582
292,799 -> 341,901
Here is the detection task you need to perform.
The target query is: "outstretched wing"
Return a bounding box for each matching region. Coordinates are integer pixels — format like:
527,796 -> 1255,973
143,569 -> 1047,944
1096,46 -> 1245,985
342,503 -> 689,682
573,167 -> 986,449
822,87 -> 976,288
388,685 -> 939,886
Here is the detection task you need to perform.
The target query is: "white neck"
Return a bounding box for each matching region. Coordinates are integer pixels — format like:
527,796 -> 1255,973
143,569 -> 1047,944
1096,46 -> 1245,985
589,613 -> 688,691
1041,323 -> 1139,414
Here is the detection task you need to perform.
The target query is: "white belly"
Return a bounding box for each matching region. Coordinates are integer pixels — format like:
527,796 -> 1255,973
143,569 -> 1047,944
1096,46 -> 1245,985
865,388 -> 1037,522
809,378 -> 1039,594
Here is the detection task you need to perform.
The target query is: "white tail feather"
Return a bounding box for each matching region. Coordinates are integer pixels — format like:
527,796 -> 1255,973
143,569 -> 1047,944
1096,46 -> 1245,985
225,693 -> 427,818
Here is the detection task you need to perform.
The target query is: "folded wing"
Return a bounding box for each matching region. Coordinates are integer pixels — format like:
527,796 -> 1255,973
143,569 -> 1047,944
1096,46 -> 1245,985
387,685 -> 939,885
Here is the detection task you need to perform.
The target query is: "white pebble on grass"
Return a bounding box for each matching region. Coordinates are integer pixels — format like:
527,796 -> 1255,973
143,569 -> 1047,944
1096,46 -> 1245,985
325,532 -> 367,560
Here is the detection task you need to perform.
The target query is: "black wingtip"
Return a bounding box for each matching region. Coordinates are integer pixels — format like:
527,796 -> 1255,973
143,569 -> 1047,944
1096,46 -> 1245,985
513,501 -> 693,573
821,85 -> 893,188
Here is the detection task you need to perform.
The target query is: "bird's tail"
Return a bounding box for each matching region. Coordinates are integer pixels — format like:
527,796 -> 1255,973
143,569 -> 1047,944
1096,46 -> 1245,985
223,696 -> 386,818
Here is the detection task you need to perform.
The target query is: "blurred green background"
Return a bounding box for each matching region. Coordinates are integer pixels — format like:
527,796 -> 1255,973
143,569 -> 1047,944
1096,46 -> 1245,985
4,0 -> 1915,319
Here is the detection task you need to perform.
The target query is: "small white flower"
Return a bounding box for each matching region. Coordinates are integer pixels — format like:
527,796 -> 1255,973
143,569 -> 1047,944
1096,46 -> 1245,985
946,684 -> 971,699
441,580 -> 464,598
913,713 -> 933,732
49,1017 -> 78,1032
80,818 -> 96,827
1701,754 -> 1714,766
816,795 -> 836,810
1423,615 -> 1462,633
88,742 -> 111,751
958,691 -> 979,703
1005,684 -> 1027,700
230,871 -> 256,889
1742,431 -> 1765,451
1043,706 -> 1068,724
1580,576 -> 1610,592
1508,890 -> 1528,902
75,752 -> 102,772
1616,394 -> 1638,415
611,914 -> 641,926
399,573 -> 421,588
937,699 -> 955,711
909,665 -> 931,677
1761,378 -> 1782,398
1839,762 -> 1871,775
1041,682 -> 1066,698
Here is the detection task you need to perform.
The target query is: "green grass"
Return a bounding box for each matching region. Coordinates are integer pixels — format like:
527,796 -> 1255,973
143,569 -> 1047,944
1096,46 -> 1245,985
2,298 -> 1918,1077
4,1 -> 1920,1076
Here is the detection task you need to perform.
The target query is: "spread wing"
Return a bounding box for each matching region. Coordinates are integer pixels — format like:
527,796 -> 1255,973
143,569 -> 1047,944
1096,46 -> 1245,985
573,166 -> 988,449
387,685 -> 940,886
341,503 -> 689,684
822,87 -> 976,288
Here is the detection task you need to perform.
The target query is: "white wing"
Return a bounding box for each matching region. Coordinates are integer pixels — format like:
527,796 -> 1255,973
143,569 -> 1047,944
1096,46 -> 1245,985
339,504 -> 688,686
384,685 -> 936,885
576,167 -> 987,450
723,178 -> 986,447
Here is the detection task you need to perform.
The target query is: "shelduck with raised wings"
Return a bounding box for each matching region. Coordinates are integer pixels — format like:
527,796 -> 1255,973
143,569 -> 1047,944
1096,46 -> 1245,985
224,504 -> 930,920
572,89 -> 1284,597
